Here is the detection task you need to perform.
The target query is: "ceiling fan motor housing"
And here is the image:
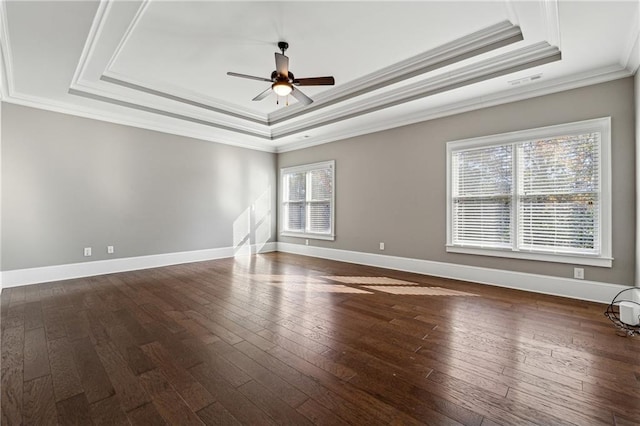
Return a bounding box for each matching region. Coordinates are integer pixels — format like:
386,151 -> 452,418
271,70 -> 295,82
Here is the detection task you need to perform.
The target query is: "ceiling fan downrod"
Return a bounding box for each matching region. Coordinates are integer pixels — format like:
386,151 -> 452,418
278,41 -> 289,55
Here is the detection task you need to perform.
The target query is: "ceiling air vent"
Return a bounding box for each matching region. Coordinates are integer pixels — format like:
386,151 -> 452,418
508,73 -> 543,86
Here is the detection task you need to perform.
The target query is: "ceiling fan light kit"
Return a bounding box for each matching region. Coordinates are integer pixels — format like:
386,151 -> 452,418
227,41 -> 335,106
272,81 -> 293,97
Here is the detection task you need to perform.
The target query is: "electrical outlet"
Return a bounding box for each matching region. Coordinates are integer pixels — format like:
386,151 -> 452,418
379,242 -> 385,250
107,246 -> 114,254
305,239 -> 309,246
83,247 -> 92,257
574,267 -> 584,279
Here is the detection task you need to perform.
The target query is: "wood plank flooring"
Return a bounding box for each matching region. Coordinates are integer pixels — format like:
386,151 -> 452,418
2,252 -> 639,425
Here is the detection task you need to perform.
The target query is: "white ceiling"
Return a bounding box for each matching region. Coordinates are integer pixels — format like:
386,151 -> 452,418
1,1 -> 638,153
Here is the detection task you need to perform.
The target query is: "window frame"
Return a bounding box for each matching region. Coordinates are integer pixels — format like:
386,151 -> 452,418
446,117 -> 612,267
280,160 -> 335,241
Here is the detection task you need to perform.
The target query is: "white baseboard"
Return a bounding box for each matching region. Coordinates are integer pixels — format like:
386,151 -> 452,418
276,242 -> 629,304
0,242 -> 276,289
1,241 -> 629,304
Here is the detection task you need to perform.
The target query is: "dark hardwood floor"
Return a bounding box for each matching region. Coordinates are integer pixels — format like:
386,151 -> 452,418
2,252 -> 639,425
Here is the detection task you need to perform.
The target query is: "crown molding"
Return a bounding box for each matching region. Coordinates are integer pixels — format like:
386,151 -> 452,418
88,36 -> 558,145
268,20 -> 524,125
275,64 -> 630,153
70,14 -> 533,142
272,41 -> 561,140
1,53 -> 630,157
2,90 -> 277,153
100,71 -> 269,125
69,78 -> 272,140
2,0 -> 632,155
67,0 -> 270,137
94,18 -> 523,131
7,53 -> 628,157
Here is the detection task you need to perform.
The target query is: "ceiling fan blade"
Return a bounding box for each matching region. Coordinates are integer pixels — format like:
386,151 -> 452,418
293,76 -> 335,86
275,52 -> 289,76
227,72 -> 272,83
291,87 -> 313,106
252,87 -> 273,101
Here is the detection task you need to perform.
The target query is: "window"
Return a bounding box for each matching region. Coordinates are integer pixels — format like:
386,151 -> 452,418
281,160 -> 335,240
446,117 -> 611,267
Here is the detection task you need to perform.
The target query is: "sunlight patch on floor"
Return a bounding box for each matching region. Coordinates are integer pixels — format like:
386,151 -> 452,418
363,286 -> 479,296
245,274 -> 476,296
262,281 -> 373,294
248,274 -> 326,283
323,276 -> 418,285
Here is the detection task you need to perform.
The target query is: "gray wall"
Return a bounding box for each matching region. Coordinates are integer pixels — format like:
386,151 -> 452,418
1,104 -> 277,270
1,77 -> 635,285
279,77 -> 636,286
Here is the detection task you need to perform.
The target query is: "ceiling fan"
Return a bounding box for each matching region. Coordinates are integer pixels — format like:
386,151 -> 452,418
227,41 -> 335,106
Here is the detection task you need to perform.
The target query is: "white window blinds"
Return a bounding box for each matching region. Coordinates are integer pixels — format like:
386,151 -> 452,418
447,118 -> 611,267
284,172 -> 306,232
518,134 -> 600,255
281,161 -> 335,240
452,145 -> 512,249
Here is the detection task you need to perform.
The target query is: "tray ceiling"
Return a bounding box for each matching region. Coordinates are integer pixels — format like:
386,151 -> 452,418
1,1 -> 638,152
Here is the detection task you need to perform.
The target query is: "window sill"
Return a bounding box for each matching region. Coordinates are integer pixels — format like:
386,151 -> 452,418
281,231 -> 335,241
446,245 -> 612,268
